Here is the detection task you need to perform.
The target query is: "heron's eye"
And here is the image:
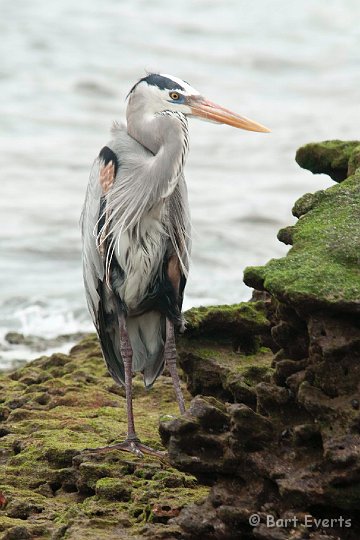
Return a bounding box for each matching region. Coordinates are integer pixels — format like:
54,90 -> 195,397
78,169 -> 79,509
170,92 -> 180,100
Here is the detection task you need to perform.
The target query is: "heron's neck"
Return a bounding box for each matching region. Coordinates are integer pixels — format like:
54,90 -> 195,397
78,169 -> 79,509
127,110 -> 189,197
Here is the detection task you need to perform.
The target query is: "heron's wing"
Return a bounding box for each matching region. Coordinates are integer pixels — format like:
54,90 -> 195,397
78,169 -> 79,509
81,157 -> 103,322
167,174 -> 191,314
95,276 -> 125,385
81,147 -> 125,385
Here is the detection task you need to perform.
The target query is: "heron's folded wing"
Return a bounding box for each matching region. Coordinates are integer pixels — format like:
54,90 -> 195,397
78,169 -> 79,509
167,175 -> 191,314
81,158 -> 104,323
80,149 -> 125,385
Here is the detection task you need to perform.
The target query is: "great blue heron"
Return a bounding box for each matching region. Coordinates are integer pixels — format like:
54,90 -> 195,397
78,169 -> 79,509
81,73 -> 269,457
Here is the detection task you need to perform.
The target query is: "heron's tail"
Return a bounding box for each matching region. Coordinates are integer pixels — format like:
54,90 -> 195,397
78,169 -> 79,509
126,311 -> 165,388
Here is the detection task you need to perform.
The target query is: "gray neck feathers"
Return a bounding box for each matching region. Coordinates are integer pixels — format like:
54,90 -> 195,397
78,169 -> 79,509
126,102 -> 189,199
102,108 -> 189,252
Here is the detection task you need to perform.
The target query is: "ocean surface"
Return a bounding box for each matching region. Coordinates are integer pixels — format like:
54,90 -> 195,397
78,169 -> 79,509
1,0 -> 359,367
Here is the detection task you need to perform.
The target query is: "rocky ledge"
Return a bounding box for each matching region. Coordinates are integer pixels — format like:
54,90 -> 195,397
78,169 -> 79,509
1,140 -> 360,540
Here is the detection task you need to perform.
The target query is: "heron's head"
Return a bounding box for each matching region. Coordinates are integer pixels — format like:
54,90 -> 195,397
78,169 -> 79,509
126,73 -> 270,133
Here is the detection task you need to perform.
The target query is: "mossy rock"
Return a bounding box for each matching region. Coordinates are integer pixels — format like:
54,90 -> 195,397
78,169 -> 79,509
0,336 -> 207,539
182,301 -> 272,358
95,477 -> 132,501
295,140 -> 360,182
244,166 -> 360,315
184,302 -> 269,337
178,336 -> 273,406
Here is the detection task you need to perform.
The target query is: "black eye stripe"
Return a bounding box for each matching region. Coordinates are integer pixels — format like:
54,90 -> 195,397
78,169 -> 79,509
127,73 -> 188,98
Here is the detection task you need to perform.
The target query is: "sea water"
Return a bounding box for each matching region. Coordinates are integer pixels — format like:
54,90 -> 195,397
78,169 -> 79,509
1,0 -> 359,366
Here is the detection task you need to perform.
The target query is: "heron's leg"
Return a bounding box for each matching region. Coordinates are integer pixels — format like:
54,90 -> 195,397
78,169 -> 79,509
119,316 -> 137,441
165,318 -> 186,414
82,317 -> 166,459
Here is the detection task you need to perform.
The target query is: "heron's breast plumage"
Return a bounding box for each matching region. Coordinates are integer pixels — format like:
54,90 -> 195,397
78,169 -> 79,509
114,208 -> 166,311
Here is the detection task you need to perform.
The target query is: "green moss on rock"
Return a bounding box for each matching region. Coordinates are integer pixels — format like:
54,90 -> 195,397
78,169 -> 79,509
183,302 -> 271,358
348,147 -> 360,176
95,477 -> 132,501
244,167 -> 360,314
0,336 -> 207,539
292,190 -> 326,218
295,140 -> 360,182
184,302 -> 269,335
178,334 -> 273,406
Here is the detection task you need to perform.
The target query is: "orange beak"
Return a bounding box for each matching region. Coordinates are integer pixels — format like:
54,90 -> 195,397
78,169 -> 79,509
188,96 -> 271,133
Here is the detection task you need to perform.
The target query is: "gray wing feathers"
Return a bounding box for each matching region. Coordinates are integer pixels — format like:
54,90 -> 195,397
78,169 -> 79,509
81,154 -> 125,386
96,282 -> 125,385
80,158 -> 104,322
166,175 -> 191,276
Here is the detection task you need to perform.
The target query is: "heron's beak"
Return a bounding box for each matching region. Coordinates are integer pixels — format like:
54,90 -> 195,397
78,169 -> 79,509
188,96 -> 270,133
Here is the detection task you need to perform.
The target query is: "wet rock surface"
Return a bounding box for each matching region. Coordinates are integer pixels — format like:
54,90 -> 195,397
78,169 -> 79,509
1,140 -> 360,539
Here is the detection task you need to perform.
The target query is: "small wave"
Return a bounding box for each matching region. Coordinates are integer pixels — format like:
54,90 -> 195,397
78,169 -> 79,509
0,296 -> 93,370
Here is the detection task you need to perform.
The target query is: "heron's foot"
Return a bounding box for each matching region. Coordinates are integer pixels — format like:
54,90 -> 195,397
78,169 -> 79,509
83,438 -> 167,459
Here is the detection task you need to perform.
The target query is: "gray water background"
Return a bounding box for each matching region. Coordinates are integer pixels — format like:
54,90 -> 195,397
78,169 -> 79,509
1,0 -> 359,366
